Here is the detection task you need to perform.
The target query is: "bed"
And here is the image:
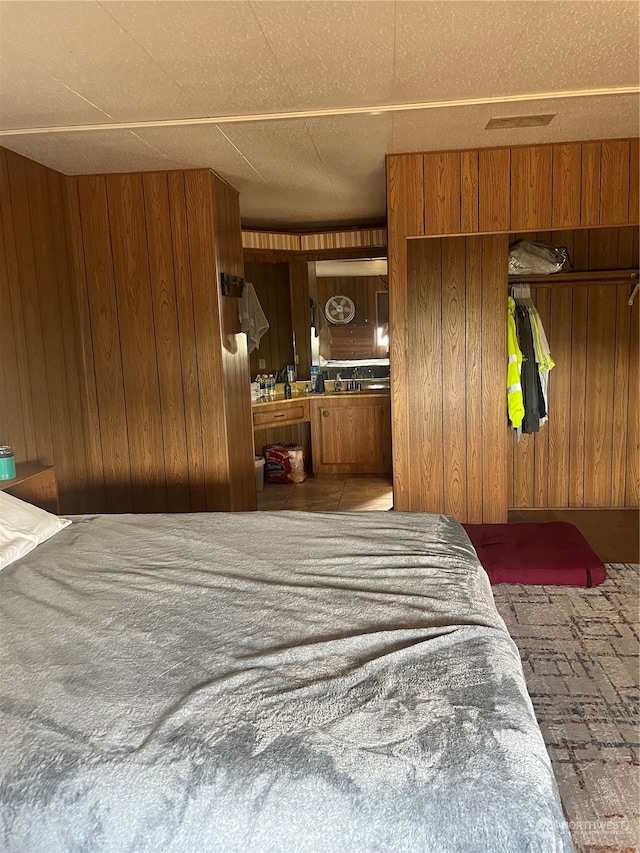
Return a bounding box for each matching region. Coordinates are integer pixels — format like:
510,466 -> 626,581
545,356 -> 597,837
0,509 -> 573,852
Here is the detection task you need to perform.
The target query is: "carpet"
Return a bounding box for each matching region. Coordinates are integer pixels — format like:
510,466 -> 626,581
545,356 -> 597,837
464,522 -> 607,586
492,563 -> 640,852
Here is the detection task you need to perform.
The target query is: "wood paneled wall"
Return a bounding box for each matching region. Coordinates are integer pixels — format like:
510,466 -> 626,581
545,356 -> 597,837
388,140 -> 639,518
0,149 -> 89,512
400,236 -> 508,522
509,227 -> 639,508
389,138 -> 639,238
245,261 -> 294,377
64,168 -> 255,513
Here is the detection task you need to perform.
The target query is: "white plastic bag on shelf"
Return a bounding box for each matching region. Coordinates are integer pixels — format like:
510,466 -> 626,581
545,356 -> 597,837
508,241 -> 569,276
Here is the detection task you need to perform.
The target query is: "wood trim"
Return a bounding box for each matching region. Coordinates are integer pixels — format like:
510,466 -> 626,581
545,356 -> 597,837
387,153 -> 424,509
242,227 -> 387,253
301,228 -> 387,251
480,235 -> 509,522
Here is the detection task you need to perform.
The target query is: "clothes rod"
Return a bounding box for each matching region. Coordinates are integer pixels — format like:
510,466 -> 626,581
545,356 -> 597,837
509,269 -> 639,286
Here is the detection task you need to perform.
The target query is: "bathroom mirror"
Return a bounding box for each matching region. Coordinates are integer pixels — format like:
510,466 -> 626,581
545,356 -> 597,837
313,258 -> 389,378
243,255 -> 388,381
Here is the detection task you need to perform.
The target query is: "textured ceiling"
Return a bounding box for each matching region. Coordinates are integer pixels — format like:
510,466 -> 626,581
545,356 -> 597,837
0,1 -> 638,228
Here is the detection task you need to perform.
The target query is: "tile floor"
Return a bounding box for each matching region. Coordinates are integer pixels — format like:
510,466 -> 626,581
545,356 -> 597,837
257,475 -> 393,512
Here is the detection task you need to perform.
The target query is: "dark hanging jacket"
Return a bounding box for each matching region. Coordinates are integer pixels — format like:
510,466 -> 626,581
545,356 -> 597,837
515,306 -> 540,434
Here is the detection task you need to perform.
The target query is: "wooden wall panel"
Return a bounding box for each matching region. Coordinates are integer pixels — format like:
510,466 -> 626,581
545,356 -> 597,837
424,151 -> 460,235
142,172 -> 190,512
532,287 -> 550,506
552,144 -> 582,228
510,146 -> 552,230
5,153 -> 55,469
441,238 -> 467,519
64,177 -> 106,510
0,154 -> 35,465
600,139 -> 631,226
107,173 -> 166,512
166,172 -> 206,512
0,150 -> 91,513
78,175 -> 134,512
48,171 -> 90,510
546,286 -> 572,506
611,284 -> 631,505
479,148 -> 511,232
390,139 -> 636,240
580,142 -> 602,226
400,235 -> 508,521
406,239 -> 444,512
460,150 -> 479,234
464,237 -> 483,521
64,166 -> 255,513
568,287 -> 588,505
583,285 -> 617,505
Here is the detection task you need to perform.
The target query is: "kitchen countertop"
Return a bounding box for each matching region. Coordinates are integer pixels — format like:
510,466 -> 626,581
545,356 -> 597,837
252,390 -> 390,409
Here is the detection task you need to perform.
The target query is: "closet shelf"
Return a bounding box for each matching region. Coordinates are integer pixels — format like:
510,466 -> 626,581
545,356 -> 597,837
508,269 -> 639,286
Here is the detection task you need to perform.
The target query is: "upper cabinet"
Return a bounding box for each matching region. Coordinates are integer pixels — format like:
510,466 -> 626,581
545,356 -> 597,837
392,138 -> 639,238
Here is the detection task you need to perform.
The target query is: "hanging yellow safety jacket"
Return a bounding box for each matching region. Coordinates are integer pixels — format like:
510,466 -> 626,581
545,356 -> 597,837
507,296 -> 525,429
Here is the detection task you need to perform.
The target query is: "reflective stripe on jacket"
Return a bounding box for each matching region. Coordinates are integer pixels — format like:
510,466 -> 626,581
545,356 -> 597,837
507,296 -> 525,429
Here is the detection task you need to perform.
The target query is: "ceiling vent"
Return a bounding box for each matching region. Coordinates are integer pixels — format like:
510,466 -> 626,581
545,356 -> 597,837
486,114 -> 556,129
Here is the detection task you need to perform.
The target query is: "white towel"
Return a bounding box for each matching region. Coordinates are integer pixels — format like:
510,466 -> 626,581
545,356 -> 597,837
239,282 -> 269,353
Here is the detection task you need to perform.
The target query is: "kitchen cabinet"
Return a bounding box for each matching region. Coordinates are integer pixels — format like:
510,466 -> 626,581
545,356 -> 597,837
252,399 -> 310,429
310,395 -> 391,475
252,397 -> 312,472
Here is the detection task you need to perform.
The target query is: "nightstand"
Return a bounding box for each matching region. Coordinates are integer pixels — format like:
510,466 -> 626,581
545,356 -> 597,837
0,463 -> 59,514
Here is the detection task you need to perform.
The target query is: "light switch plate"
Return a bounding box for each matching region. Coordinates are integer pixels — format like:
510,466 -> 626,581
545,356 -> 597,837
258,359 -> 266,369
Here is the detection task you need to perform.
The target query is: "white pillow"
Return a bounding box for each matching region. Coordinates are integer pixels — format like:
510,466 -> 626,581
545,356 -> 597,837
0,492 -> 72,569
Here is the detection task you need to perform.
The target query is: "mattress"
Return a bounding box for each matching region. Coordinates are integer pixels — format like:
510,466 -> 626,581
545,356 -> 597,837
0,511 -> 573,852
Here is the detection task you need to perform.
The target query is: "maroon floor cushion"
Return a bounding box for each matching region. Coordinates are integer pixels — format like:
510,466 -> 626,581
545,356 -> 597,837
462,522 -> 607,587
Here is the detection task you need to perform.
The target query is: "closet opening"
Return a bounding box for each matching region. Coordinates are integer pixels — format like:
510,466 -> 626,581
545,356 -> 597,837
506,225 -> 639,562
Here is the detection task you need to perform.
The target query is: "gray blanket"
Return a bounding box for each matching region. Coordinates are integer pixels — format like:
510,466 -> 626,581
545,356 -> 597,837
0,511 -> 573,853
